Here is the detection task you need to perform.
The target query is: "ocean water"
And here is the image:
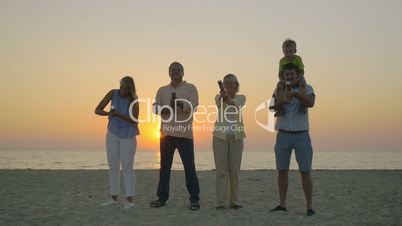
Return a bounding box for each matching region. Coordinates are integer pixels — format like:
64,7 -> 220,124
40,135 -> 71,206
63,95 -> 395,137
0,150 -> 401,170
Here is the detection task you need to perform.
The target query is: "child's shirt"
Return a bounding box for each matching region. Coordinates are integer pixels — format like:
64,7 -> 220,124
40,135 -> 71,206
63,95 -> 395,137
279,55 -> 304,72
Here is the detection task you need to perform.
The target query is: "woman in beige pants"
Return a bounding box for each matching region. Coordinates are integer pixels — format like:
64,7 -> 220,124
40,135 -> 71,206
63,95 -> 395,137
213,74 -> 246,210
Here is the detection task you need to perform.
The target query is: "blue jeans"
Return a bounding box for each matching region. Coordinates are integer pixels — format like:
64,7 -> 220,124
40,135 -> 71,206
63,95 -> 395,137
157,136 -> 200,202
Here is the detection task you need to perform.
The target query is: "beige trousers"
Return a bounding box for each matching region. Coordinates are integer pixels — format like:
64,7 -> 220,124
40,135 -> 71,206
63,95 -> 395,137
213,134 -> 244,206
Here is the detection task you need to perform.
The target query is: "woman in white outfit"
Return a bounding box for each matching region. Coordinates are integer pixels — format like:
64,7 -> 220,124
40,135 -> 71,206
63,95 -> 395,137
95,76 -> 140,209
213,74 -> 246,210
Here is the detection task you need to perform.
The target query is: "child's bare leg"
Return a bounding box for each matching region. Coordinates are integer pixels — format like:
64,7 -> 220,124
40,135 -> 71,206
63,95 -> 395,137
298,76 -> 307,113
275,81 -> 286,116
299,76 -> 306,94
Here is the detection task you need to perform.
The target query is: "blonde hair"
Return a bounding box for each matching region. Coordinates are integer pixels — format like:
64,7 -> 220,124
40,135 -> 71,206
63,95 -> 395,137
223,73 -> 240,93
120,76 -> 137,102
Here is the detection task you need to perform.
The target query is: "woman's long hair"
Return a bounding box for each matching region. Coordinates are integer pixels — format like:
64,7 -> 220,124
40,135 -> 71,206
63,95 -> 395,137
223,73 -> 240,93
120,76 -> 137,102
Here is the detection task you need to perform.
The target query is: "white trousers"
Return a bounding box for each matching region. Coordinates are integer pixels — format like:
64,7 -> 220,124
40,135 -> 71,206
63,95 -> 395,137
106,131 -> 136,197
213,134 -> 244,206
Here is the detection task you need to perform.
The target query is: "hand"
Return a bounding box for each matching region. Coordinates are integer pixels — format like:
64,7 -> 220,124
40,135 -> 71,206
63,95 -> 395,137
161,108 -> 171,115
284,97 -> 292,104
285,86 -> 294,97
176,100 -> 184,109
219,91 -> 228,100
287,89 -> 299,99
276,80 -> 286,90
279,94 -> 292,105
108,111 -> 118,117
289,77 -> 298,86
292,76 -> 306,87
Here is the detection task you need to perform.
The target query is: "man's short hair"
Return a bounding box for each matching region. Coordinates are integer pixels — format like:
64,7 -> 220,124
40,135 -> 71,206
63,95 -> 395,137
169,61 -> 184,72
282,63 -> 301,75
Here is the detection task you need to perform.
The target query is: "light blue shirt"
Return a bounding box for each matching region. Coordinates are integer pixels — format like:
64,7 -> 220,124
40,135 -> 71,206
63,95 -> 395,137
274,85 -> 314,131
108,90 -> 139,138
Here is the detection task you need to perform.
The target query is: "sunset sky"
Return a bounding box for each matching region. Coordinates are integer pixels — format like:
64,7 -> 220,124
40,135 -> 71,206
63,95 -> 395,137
1,0 -> 401,153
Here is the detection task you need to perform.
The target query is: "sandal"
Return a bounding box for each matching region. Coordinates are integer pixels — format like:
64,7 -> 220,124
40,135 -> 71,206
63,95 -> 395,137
306,208 -> 316,216
190,201 -> 200,211
269,205 -> 287,212
149,199 -> 166,208
229,204 -> 243,209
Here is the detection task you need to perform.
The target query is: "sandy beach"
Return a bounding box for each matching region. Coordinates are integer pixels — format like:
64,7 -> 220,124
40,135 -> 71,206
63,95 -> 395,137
0,170 -> 401,226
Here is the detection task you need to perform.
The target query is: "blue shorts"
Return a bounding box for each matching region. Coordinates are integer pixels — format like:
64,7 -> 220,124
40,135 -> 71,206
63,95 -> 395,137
274,131 -> 313,171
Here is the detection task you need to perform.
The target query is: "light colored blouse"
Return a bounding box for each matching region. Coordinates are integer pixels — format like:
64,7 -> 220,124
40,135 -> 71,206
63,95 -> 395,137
213,94 -> 246,141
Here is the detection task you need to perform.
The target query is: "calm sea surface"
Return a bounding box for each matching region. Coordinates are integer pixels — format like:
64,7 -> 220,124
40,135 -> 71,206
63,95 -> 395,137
0,150 -> 401,170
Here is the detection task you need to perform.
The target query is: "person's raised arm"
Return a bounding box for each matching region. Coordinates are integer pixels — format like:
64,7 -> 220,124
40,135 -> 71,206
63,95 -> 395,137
274,86 -> 291,109
215,91 -> 229,108
293,92 -> 315,108
95,90 -> 114,116
291,84 -> 315,107
215,94 -> 222,108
